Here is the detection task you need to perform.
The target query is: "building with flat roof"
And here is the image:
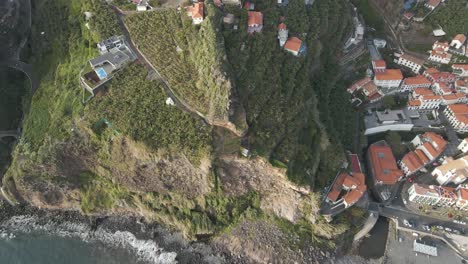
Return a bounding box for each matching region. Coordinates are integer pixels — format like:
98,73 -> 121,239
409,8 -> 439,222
413,239 -> 438,257
432,155 -> 468,185
459,138 -> 468,154
364,109 -> 415,135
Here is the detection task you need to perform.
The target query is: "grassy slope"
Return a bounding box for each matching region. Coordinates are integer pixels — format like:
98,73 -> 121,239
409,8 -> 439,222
426,0 -> 468,37
124,6 -> 233,122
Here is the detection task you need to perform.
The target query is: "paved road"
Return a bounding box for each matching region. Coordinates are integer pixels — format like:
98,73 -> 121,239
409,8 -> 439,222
438,106 -> 461,157
0,60 -> 38,92
0,130 -> 19,139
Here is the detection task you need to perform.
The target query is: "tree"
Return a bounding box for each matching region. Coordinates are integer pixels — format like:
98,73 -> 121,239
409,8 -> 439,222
385,131 -> 406,158
383,95 -> 396,109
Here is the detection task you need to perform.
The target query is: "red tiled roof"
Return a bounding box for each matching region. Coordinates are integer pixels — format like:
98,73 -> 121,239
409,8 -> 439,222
423,132 -> 447,151
349,154 -> 362,173
442,93 -> 465,100
368,144 -> 403,185
453,64 -> 468,71
403,75 -> 431,86
248,11 -> 263,27
414,149 -> 430,164
426,0 -> 441,7
191,3 -> 204,19
372,60 -> 386,68
284,37 -> 303,52
413,88 -> 435,96
425,68 -> 440,75
447,104 -> 468,114
459,188 -> 468,200
453,34 -> 467,44
347,77 -> 372,92
375,69 -> 403,81
327,173 -> 346,202
402,151 -> 424,174
408,100 -> 422,106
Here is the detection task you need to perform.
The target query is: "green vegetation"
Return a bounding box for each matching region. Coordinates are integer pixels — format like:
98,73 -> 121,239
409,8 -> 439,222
79,171 -> 130,213
385,131 -> 407,158
351,0 -> 384,36
82,0 -> 123,41
124,7 -> 233,122
426,0 -> 468,37
87,65 -> 211,161
223,0 -> 353,186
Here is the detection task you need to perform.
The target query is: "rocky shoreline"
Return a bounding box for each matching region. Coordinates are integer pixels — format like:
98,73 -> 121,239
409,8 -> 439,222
0,201 -> 242,264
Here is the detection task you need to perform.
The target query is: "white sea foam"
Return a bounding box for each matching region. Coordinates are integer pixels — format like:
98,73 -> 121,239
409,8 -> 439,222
0,215 -> 177,264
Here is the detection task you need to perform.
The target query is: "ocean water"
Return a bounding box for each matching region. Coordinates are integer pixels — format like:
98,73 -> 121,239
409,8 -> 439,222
0,216 -> 178,264
0,231 -> 140,264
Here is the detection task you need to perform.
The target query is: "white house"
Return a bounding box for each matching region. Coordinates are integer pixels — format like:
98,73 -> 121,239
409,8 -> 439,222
451,34 -> 466,50
373,69 -> 403,88
428,49 -> 452,64
277,23 -> 288,47
452,64 -> 468,77
432,156 -> 468,185
458,138 -> 468,154
443,104 -> 468,133
399,75 -> 432,92
433,41 -> 449,52
411,132 -> 447,162
432,82 -> 452,95
425,0 -> 441,10
407,88 -> 442,110
186,2 -> 204,24
397,53 -> 425,74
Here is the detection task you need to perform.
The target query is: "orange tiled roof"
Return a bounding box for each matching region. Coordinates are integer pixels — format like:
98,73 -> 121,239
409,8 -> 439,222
408,100 -> 422,106
453,64 -> 468,71
248,11 -> 263,26
402,151 -> 424,173
415,149 -> 430,164
453,34 -> 467,44
327,173 -> 346,202
442,93 -> 465,100
348,77 -> 372,92
413,88 -> 435,96
447,104 -> 468,114
284,37 -> 303,52
278,23 -> 287,30
369,144 -> 403,185
403,75 -> 431,86
425,67 -> 440,75
426,0 -> 441,7
375,69 -> 403,81
423,132 -> 447,151
459,188 -> 468,200
373,60 -> 386,68
191,3 -> 204,19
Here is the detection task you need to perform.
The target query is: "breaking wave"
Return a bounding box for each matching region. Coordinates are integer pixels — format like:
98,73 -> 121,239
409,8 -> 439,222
0,215 -> 177,264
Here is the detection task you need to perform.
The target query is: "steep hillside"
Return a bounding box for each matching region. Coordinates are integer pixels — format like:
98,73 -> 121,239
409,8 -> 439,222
3,0 -> 356,261
124,6 -> 247,135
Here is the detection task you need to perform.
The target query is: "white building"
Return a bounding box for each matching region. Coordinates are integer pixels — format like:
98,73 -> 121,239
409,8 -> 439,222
459,138 -> 468,154
432,156 -> 468,185
407,88 -> 442,110
373,69 -> 403,88
451,34 -> 466,50
432,82 -> 452,95
399,75 -> 432,92
408,184 -> 456,207
444,104 -> 468,133
411,132 -> 447,162
428,49 -> 452,64
397,53 -> 425,74
186,2 -> 204,24
433,41 -> 450,52
425,0 -> 441,10
277,23 -> 288,47
452,64 -> 468,77
373,38 -> 387,48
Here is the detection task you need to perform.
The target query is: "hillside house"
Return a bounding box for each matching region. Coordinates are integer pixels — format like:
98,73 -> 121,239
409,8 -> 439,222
326,172 -> 367,208
425,0 -> 441,10
277,23 -> 288,47
451,34 -> 466,50
400,149 -> 430,176
284,37 -> 305,56
411,132 -> 447,162
455,78 -> 468,94
247,11 -> 263,33
432,82 -> 453,95
397,53 -> 425,74
186,2 -> 204,25
429,49 -> 452,64
347,77 -> 372,94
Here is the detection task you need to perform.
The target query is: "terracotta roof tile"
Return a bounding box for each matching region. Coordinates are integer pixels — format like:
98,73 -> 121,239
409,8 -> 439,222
284,37 -> 303,52
375,69 -> 403,81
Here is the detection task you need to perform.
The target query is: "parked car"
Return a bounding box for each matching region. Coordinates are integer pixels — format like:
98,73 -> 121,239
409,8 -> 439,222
436,225 -> 444,230
422,225 -> 430,231
445,227 -> 453,232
